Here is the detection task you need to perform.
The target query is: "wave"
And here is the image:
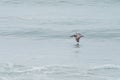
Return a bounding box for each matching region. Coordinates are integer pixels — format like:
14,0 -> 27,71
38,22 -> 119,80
0,28 -> 70,39
0,27 -> 120,41
0,16 -> 120,40
0,0 -> 120,7
0,63 -> 81,76
86,29 -> 120,40
87,64 -> 120,79
0,64 -> 120,80
90,64 -> 120,70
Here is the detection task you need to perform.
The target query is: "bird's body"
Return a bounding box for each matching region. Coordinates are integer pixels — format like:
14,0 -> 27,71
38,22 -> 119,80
70,32 -> 84,43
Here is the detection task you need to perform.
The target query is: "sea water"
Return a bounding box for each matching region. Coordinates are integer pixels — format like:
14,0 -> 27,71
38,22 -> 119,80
0,0 -> 120,80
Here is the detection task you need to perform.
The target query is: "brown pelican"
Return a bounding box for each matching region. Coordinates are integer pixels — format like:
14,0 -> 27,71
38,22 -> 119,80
70,32 -> 84,43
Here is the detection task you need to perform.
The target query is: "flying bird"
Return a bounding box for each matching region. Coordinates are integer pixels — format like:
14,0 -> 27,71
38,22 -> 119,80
70,32 -> 84,43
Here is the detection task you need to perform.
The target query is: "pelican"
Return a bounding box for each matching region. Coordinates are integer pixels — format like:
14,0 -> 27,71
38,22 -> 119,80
70,32 -> 84,43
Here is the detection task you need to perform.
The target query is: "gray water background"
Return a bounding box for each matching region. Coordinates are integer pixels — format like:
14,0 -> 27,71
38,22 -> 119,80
0,0 -> 120,80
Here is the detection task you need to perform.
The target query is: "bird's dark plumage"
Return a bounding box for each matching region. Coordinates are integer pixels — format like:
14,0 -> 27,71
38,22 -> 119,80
71,32 -> 84,43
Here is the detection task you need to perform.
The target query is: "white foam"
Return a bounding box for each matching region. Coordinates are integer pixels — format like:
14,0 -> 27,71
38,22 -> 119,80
90,64 -> 120,70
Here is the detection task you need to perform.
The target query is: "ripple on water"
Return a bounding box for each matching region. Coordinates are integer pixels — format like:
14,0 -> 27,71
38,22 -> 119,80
0,64 -> 120,80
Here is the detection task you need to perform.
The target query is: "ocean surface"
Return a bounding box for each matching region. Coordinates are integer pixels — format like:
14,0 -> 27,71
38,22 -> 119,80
0,0 -> 120,80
